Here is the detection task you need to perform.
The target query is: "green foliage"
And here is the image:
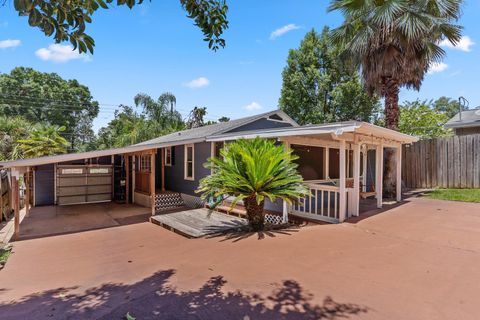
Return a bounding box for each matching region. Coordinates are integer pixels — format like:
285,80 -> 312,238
17,124 -> 69,158
398,100 -> 451,139
186,106 -> 207,129
433,96 -> 465,119
279,28 -> 381,125
218,116 -> 230,122
0,67 -> 99,151
426,189 -> 480,203
329,0 -> 463,129
0,246 -> 12,268
13,0 -> 228,54
0,116 -> 32,161
197,138 -> 308,229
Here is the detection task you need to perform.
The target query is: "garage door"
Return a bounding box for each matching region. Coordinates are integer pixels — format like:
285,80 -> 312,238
57,165 -> 112,205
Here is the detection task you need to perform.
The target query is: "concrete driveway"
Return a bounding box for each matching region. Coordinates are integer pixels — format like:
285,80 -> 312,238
0,196 -> 479,320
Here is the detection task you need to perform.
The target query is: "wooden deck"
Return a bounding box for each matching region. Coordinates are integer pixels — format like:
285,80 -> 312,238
150,208 -> 247,238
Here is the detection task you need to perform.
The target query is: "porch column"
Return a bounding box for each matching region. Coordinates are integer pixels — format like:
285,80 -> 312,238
25,167 -> 30,217
283,141 -> 291,223
12,173 -> 20,240
396,144 -> 402,202
352,143 -> 361,216
362,146 -> 367,192
125,155 -> 129,204
161,148 -> 165,192
323,147 -> 329,179
150,151 -> 156,216
132,155 -> 136,203
376,142 -> 384,208
339,139 -> 346,222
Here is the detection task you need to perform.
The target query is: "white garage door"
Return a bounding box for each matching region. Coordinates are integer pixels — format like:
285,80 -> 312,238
56,165 -> 112,205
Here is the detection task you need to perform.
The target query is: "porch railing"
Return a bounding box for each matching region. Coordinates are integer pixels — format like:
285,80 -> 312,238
291,181 -> 341,223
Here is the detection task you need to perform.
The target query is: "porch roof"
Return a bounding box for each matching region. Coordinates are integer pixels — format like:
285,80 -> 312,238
206,121 -> 418,144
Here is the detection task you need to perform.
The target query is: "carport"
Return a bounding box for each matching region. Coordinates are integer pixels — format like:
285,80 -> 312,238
0,142 -> 171,240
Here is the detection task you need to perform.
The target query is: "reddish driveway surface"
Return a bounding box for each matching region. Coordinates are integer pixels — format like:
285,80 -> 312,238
1,197 -> 480,319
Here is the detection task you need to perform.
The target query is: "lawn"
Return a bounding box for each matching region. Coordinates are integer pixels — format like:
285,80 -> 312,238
0,245 -> 12,268
425,189 -> 480,203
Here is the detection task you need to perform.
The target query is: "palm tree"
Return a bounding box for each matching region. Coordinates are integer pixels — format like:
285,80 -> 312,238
197,138 -> 309,231
17,124 -> 69,158
329,0 -> 462,194
0,116 -> 32,160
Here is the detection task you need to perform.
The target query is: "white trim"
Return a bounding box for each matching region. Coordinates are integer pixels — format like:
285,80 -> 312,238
338,139 -> 347,222
352,143 -> 361,217
376,142 -> 384,208
184,144 -> 195,181
396,144 -> 402,202
164,146 -> 172,167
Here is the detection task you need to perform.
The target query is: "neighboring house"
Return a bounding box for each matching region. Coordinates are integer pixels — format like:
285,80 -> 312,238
444,108 -> 480,136
0,110 -> 417,238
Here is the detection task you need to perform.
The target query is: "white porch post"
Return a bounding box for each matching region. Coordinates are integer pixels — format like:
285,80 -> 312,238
376,142 -> 384,208
323,147 -> 329,179
352,143 -> 361,216
339,139 -> 346,222
362,146 -> 368,193
396,144 -> 402,202
282,140 -> 291,223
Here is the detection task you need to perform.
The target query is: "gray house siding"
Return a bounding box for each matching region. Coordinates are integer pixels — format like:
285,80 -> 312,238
164,142 -> 211,196
35,164 -> 55,206
227,118 -> 293,133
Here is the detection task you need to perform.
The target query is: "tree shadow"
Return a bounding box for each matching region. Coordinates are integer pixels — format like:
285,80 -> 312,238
0,270 -> 369,320
205,223 -> 303,242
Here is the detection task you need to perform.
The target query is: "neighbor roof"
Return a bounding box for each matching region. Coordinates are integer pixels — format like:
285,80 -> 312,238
444,109 -> 480,129
134,110 -> 297,146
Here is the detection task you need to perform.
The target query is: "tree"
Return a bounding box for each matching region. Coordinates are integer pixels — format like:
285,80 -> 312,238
0,116 -> 32,161
279,28 -> 381,125
13,0 -> 229,53
0,67 -> 99,152
329,0 -> 462,195
197,138 -> 308,231
186,106 -> 207,129
433,96 -> 467,119
399,100 -> 451,139
134,92 -> 184,133
218,116 -> 230,122
17,124 -> 69,158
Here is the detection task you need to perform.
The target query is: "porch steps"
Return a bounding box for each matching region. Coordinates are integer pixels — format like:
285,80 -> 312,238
154,192 -> 185,212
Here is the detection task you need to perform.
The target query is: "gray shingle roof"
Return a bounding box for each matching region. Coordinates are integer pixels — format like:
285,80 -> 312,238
134,110 -> 297,146
445,108 -> 480,129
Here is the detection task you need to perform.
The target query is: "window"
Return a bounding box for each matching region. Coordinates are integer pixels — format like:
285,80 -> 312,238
184,144 -> 194,180
165,147 -> 172,166
139,155 -> 151,173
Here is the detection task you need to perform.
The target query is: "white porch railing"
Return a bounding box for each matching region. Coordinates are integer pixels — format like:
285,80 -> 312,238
291,182 -> 341,223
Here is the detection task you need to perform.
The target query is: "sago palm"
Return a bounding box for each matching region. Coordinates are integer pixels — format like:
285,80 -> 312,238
197,138 -> 308,231
17,124 -> 69,158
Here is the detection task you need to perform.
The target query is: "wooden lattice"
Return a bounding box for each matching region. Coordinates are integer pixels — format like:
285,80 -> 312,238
155,193 -> 184,212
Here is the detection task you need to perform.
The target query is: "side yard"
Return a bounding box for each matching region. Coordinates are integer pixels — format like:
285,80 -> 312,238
425,188 -> 480,203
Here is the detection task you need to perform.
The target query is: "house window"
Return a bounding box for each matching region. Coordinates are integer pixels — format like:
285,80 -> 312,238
184,144 -> 194,180
165,147 -> 172,166
139,155 -> 151,173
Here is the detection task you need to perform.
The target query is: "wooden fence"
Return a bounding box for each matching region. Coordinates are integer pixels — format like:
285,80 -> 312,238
402,134 -> 480,189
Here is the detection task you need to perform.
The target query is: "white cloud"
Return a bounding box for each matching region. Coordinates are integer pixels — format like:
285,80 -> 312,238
184,77 -> 210,88
428,62 -> 448,74
243,102 -> 263,111
0,39 -> 21,49
439,36 -> 474,52
35,44 -> 90,63
270,24 -> 301,40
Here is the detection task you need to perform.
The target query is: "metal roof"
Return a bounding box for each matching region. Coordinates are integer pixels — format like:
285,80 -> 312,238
444,108 -> 480,129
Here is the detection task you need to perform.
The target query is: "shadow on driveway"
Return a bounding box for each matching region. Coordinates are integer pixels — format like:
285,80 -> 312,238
0,269 -> 369,320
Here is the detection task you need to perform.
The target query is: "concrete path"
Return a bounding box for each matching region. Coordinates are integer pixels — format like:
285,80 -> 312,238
0,196 -> 479,319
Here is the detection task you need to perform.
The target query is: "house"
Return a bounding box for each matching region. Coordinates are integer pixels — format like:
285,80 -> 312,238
0,110 -> 417,239
444,108 -> 480,135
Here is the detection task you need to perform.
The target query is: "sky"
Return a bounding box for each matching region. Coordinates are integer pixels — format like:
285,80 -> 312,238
1,0 -> 480,132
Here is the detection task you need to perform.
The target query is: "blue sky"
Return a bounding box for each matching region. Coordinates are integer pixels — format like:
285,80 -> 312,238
1,0 -> 479,132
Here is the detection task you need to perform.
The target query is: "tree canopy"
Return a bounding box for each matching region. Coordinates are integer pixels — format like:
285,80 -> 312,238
398,100 -> 451,139
279,28 -> 381,125
0,67 -> 99,152
13,0 -> 229,53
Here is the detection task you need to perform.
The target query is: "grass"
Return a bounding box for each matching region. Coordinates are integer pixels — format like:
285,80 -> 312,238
425,189 -> 480,203
0,245 -> 12,268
